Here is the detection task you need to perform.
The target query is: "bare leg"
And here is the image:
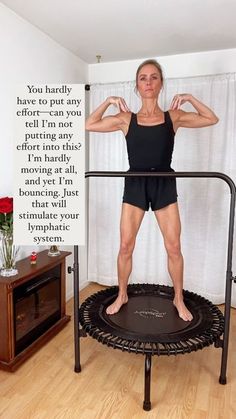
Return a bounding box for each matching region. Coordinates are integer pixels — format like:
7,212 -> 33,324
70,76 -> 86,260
155,203 -> 193,321
106,203 -> 145,314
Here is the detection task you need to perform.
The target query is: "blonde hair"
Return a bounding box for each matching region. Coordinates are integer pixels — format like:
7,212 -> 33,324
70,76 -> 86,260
135,59 -> 164,92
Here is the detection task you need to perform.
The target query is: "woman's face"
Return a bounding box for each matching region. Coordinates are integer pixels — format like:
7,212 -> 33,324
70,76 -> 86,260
137,64 -> 162,99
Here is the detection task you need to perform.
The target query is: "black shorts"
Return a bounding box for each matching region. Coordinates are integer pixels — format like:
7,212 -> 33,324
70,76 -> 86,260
123,171 -> 177,211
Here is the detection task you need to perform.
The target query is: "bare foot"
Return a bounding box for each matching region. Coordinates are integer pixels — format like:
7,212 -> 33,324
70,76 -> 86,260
173,298 -> 193,321
106,294 -> 128,315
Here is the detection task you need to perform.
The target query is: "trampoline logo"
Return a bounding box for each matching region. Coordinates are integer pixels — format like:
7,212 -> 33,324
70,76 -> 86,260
134,309 -> 166,319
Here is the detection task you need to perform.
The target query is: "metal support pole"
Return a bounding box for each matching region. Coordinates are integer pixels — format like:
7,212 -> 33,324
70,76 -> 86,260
219,188 -> 236,384
73,245 -> 81,372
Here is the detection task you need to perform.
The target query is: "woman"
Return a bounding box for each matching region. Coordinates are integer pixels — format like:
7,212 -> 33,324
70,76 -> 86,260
86,59 -> 218,321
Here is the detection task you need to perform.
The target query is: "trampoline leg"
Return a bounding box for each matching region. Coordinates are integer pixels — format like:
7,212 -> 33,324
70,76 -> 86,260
143,354 -> 152,411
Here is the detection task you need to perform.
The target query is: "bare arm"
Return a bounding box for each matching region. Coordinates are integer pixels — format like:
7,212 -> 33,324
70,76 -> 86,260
85,96 -> 130,134
169,94 -> 219,132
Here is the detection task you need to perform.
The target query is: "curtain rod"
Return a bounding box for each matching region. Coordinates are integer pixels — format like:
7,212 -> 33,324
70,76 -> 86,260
84,80 -> 135,90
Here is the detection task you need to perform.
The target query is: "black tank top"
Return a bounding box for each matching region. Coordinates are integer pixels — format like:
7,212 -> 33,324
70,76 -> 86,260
125,111 -> 175,171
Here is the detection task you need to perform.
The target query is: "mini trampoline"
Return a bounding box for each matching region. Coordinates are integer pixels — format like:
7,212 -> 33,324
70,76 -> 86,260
79,284 -> 224,355
70,171 -> 236,411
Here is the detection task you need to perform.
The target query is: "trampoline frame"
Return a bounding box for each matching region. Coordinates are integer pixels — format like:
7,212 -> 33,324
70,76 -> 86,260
70,171 -> 236,410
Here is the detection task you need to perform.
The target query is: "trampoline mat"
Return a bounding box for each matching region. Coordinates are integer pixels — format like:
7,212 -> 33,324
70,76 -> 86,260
79,284 -> 224,355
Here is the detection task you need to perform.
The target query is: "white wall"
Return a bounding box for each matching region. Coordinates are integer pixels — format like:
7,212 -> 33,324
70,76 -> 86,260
0,4 -> 88,298
89,48 -> 236,83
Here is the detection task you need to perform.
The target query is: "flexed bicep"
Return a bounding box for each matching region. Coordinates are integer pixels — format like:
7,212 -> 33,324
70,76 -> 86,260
86,114 -> 127,133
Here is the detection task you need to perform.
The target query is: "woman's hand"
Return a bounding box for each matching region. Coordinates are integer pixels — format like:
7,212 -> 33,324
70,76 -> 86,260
108,96 -> 130,112
170,94 -> 192,110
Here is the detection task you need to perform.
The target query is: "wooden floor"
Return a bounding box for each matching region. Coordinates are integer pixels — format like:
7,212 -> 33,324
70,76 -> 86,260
0,283 -> 235,419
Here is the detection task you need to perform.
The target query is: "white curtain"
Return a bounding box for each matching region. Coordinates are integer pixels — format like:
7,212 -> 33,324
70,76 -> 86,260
88,73 -> 236,306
